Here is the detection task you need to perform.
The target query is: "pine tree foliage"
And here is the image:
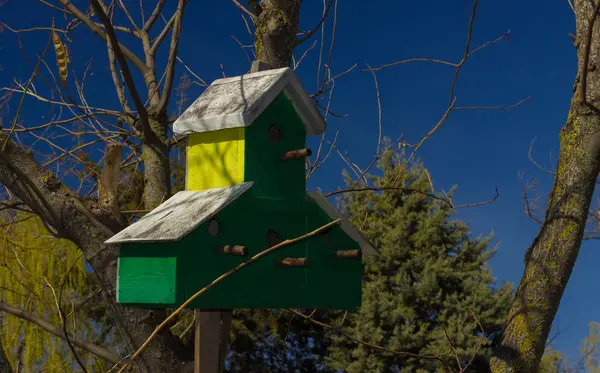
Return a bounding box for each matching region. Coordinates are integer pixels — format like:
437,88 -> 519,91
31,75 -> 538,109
324,144 -> 513,373
0,212 -> 125,372
228,309 -> 330,373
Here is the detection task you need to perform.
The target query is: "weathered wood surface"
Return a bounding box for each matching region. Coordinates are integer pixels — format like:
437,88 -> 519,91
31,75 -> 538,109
105,182 -> 253,244
172,67 -> 325,136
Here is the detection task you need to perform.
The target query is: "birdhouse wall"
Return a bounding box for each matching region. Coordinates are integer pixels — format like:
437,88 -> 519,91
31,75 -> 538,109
186,127 -> 245,191
117,243 -> 180,306
184,92 -> 307,200
243,93 -> 307,200
115,192 -> 363,309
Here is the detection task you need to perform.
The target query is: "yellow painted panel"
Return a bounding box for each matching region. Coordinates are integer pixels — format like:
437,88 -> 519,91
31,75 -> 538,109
186,128 -> 245,191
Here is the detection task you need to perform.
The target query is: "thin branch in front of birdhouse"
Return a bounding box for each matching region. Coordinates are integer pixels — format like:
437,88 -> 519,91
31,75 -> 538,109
119,219 -> 343,373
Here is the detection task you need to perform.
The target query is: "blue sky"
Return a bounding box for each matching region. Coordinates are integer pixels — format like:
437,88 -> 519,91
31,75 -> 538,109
0,0 -> 593,366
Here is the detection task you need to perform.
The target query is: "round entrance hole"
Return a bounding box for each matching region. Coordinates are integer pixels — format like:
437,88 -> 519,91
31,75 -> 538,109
208,219 -> 219,237
268,125 -> 280,144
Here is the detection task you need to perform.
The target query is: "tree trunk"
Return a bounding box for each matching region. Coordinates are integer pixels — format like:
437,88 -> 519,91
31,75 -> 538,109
0,1 -> 306,372
490,2 -> 600,372
142,112 -> 171,209
254,0 -> 302,69
0,134 -> 193,373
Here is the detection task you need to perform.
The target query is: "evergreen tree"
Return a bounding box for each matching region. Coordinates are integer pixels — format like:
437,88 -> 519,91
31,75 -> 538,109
324,144 -> 513,373
228,309 -> 331,373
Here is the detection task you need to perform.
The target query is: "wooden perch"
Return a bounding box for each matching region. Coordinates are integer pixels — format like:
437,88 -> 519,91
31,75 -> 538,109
98,143 -> 122,215
277,257 -> 309,267
216,245 -> 247,256
281,148 -> 312,160
335,250 -> 361,259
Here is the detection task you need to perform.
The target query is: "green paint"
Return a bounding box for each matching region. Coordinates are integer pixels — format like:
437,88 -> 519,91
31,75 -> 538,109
117,248 -> 177,305
244,93 -> 306,200
115,89 -> 365,310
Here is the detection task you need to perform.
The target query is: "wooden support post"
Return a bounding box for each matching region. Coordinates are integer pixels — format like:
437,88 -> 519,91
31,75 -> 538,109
195,310 -> 221,373
195,59 -> 276,373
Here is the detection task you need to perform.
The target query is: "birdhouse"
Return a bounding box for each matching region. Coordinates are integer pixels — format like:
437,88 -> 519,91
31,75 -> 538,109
106,67 -> 378,310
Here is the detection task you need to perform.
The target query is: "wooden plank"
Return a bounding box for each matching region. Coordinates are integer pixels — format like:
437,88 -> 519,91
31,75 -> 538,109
244,93 -> 307,201
187,128 -> 245,191
172,67 -> 325,136
105,182 -> 253,244
195,310 -> 220,373
117,256 -> 177,304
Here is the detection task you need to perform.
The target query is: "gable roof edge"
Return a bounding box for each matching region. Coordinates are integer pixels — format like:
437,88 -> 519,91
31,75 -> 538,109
307,191 -> 379,257
172,67 -> 326,136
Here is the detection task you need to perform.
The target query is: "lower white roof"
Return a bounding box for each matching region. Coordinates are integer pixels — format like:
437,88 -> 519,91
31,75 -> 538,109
105,183 -> 253,244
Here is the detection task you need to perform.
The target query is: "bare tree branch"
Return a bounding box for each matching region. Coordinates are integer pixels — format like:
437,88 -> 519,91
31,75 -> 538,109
0,300 -> 124,365
89,0 -> 151,137
295,0 -> 334,46
286,308 -> 451,362
231,0 -> 256,21
55,0 -> 149,74
143,0 -> 166,31
158,0 -> 186,112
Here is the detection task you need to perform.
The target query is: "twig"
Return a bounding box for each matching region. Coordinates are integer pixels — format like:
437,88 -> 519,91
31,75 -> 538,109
453,185 -> 499,209
231,0 -> 256,21
453,96 -> 530,111
295,0 -> 334,46
325,186 -> 454,208
0,301 -> 123,364
117,219 -> 342,372
158,0 -> 186,112
89,0 -> 151,137
2,33 -> 52,151
287,308 -> 451,362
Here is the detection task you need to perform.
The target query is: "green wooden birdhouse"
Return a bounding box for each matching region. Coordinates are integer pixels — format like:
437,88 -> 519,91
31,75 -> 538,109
106,67 -> 378,310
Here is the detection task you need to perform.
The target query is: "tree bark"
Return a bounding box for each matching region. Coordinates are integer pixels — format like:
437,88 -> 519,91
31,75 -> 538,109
142,111 -> 171,209
490,2 -> 600,372
254,0 -> 302,68
0,1 -> 306,372
0,133 -> 193,373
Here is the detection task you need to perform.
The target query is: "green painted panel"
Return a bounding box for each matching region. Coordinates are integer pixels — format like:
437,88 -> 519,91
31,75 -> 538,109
244,93 -> 306,201
116,194 -> 363,309
117,245 -> 178,305
304,195 -> 363,309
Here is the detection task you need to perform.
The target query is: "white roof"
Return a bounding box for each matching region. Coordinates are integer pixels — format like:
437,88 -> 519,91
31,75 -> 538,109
307,191 -> 379,256
173,67 -> 326,136
105,183 -> 253,244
